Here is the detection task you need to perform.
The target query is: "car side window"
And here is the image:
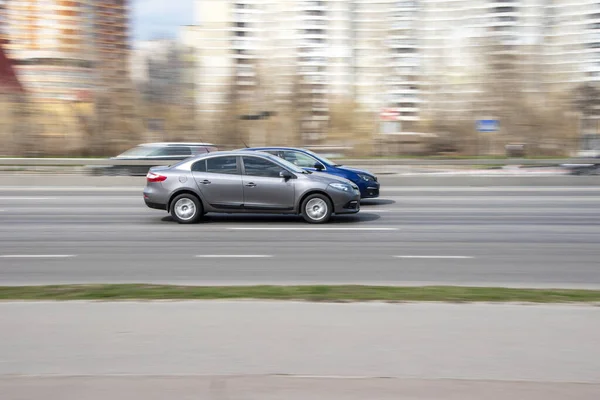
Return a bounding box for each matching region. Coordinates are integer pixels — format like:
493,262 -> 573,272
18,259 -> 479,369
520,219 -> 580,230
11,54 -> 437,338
192,159 -> 206,172
282,151 -> 317,168
206,156 -> 239,175
242,156 -> 285,179
157,147 -> 192,157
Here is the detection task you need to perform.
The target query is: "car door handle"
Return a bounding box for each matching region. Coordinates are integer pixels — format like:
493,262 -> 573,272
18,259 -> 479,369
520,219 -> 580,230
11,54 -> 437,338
200,180 -> 211,185
245,182 -> 257,188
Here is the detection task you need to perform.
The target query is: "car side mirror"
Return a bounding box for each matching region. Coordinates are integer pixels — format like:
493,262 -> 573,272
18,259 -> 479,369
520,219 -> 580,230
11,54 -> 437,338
314,162 -> 325,171
280,170 -> 293,180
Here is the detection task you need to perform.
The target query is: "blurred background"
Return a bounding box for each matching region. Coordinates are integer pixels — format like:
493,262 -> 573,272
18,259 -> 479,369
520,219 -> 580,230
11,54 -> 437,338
1,0 -> 600,158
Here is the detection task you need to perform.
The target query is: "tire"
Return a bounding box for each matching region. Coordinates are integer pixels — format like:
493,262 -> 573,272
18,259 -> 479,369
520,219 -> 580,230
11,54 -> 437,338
170,194 -> 203,224
301,193 -> 333,224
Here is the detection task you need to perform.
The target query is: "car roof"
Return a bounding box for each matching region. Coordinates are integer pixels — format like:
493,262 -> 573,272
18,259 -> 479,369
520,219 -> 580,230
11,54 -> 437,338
176,150 -> 282,165
244,147 -> 307,152
138,142 -> 215,147
195,150 -> 273,157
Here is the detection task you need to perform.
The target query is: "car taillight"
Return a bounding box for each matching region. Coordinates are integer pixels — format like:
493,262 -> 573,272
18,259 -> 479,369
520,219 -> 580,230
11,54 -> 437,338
147,172 -> 167,183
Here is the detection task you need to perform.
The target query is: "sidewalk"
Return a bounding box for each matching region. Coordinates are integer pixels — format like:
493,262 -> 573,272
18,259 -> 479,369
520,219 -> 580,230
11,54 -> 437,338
1,301 -> 599,399
3,376 -> 598,400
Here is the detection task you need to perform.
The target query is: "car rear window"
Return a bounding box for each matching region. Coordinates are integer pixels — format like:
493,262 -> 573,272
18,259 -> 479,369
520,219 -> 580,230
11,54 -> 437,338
118,146 -> 193,158
117,146 -> 161,157
157,147 -> 192,157
192,160 -> 206,172
191,146 -> 218,155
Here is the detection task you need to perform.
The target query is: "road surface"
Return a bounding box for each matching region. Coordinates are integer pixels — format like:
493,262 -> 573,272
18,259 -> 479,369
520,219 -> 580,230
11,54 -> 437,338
0,175 -> 599,288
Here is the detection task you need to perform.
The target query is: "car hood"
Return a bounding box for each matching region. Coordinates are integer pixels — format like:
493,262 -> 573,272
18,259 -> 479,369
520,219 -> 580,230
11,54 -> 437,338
334,165 -> 376,177
305,171 -> 356,186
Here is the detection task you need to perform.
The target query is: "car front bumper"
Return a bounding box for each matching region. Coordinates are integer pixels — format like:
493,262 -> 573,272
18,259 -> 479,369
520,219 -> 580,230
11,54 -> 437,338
337,199 -> 360,214
328,189 -> 361,215
359,182 -> 380,199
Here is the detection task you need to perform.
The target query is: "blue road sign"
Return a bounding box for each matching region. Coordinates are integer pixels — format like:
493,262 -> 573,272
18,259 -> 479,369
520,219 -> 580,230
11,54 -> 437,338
476,119 -> 499,133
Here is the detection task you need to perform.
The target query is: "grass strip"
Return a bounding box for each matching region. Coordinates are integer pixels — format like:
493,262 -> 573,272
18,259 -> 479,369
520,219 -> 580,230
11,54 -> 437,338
0,285 -> 599,303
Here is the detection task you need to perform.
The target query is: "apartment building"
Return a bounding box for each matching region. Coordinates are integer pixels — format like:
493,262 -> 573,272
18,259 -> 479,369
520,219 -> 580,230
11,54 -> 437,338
193,0 -> 600,139
131,37 -> 197,106
354,0 -> 422,132
0,0 -> 129,101
192,0 -> 425,138
94,0 -> 130,89
419,0 -> 552,119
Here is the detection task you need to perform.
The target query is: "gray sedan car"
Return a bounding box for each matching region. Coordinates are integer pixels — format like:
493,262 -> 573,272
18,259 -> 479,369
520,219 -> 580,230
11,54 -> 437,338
143,151 -> 361,224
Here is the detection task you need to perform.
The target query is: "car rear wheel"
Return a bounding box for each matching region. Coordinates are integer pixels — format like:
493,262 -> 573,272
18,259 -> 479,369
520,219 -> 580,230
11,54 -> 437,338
301,194 -> 332,224
171,194 -> 203,224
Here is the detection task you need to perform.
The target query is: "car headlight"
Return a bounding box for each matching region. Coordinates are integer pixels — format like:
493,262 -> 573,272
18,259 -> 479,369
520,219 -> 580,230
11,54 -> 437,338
329,182 -> 352,192
357,173 -> 375,182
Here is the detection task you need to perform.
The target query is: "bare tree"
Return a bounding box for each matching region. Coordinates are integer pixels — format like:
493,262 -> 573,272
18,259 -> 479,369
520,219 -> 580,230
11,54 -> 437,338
471,34 -> 578,156
573,83 -> 600,125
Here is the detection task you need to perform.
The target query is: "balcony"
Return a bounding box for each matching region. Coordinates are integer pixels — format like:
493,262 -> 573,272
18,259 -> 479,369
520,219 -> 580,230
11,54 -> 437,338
299,87 -> 329,94
231,40 -> 257,51
236,79 -> 256,86
236,69 -> 256,77
232,51 -> 258,60
298,59 -> 328,67
296,14 -> 329,23
389,58 -> 421,67
387,39 -> 418,48
298,1 -> 327,12
298,41 -> 327,49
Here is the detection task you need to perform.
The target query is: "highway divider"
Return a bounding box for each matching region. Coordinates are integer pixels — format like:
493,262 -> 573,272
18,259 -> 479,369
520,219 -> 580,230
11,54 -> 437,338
0,157 -> 597,167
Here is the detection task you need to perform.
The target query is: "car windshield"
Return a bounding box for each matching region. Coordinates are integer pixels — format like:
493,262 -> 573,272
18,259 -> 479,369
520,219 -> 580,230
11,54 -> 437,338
117,146 -> 161,157
303,149 -> 341,166
263,153 -> 307,174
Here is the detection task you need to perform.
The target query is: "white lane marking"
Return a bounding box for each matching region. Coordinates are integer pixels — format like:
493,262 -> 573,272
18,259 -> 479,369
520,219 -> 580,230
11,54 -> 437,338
383,196 -> 600,202
0,197 -> 139,201
395,255 -> 474,259
228,227 -> 398,231
0,187 -> 142,192
1,186 -> 598,193
0,255 -> 76,259
0,197 -> 59,201
196,255 -> 272,258
4,207 -> 148,212
382,187 -> 600,192
2,186 -> 598,193
360,207 -> 600,213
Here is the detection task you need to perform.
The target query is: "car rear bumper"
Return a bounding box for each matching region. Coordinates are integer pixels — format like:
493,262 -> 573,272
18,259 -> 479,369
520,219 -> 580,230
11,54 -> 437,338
144,187 -> 168,211
144,198 -> 167,210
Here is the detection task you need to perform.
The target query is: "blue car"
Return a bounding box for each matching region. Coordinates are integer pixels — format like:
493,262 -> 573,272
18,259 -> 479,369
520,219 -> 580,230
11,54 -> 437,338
242,147 -> 380,199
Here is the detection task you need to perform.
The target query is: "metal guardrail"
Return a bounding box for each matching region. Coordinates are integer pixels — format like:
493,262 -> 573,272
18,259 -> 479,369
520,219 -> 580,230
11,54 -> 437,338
0,158 -> 598,167
0,158 -> 172,166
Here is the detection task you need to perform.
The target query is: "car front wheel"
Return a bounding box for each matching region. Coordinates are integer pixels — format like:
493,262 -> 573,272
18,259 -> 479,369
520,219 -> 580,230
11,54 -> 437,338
170,194 -> 203,224
301,194 -> 332,224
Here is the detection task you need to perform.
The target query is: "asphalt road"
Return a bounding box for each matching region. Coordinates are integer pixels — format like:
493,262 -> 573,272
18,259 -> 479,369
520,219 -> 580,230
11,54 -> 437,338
0,175 -> 599,288
1,301 -> 599,399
